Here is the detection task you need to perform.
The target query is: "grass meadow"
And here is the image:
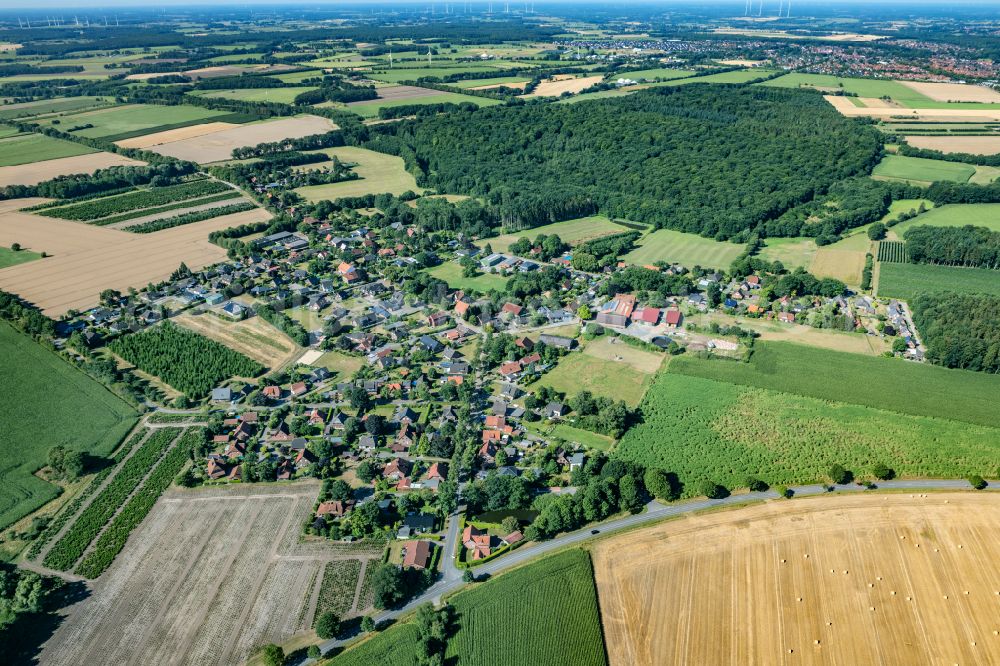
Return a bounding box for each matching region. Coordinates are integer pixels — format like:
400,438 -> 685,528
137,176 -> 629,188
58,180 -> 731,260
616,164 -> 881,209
669,341 -> 1000,428
428,261 -> 509,293
616,67 -> 696,81
889,203 -> 1000,237
0,246 -> 43,268
623,228 -> 745,269
295,146 -> 419,200
614,369 -> 1000,492
877,261 -> 1000,299
762,73 -> 931,102
37,103 -> 227,140
479,215 -> 631,252
343,91 -> 500,118
872,154 -> 975,184
328,549 -> 606,666
0,133 -> 96,167
190,87 -> 319,105
0,323 -> 138,530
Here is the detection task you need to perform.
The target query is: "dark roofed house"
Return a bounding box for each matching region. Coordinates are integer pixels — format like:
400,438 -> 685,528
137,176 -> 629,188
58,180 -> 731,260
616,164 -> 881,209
538,334 -> 575,350
543,402 -> 566,419
404,512 -> 436,534
211,387 -> 232,403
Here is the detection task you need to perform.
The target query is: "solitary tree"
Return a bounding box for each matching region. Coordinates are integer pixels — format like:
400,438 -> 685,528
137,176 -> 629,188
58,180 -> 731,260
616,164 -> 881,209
968,474 -> 987,490
745,476 -> 769,492
315,611 -> 341,640
871,463 -> 894,481
10,242 -> 20,252
260,644 -> 284,666
828,464 -> 851,485
307,645 -> 321,659
361,615 -> 376,633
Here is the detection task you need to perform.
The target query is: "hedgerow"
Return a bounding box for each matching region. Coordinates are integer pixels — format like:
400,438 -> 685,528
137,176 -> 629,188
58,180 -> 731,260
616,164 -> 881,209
126,200 -> 256,233
109,322 -> 264,397
43,428 -> 180,570
90,192 -> 240,227
75,428 -> 203,578
38,179 -> 230,222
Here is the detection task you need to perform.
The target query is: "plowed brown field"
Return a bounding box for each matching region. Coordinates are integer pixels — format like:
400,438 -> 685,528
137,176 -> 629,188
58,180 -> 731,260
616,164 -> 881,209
593,493 -> 1000,666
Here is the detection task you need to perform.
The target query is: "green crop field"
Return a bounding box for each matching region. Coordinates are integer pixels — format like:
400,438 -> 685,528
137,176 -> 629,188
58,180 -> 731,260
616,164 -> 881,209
889,203 -> 1000,237
428,261 -> 509,293
0,96 -> 113,121
0,125 -> 24,139
343,91 -> 501,118
660,69 -> 777,86
623,228 -> 745,268
479,215 -> 631,252
669,341 -> 1000,428
38,103 -> 227,140
877,261 -> 1000,300
0,246 -> 43,268
871,154 -> 975,184
0,133 -> 96,167
614,370 -> 1000,491
616,67 -> 696,81
0,323 -> 138,530
329,549 -> 606,666
295,146 -> 420,200
190,87 -> 319,104
761,73 -> 933,105
366,65 -> 499,83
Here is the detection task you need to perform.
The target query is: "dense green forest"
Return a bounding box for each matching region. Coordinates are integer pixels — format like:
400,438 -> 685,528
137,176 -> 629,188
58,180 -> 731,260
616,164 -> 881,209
365,85 -> 883,240
911,292 -> 1000,374
109,322 -> 264,397
904,225 -> 1000,269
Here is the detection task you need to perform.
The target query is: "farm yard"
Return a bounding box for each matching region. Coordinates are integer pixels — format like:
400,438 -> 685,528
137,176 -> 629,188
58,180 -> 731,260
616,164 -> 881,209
623,228 -> 745,269
0,202 -> 270,316
614,369 -> 1000,491
150,115 -> 337,163
877,261 -> 1000,300
0,323 -> 138,531
39,482 -> 382,666
173,312 -> 300,370
594,493 -> 1000,666
329,549 -> 605,666
295,146 -> 419,200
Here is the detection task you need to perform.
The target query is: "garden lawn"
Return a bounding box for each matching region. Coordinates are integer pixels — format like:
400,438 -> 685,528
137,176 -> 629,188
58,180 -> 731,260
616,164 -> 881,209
295,146 -> 419,200
669,341 -> 1000,428
871,154 -> 975,184
0,246 -> 42,268
428,261 -> 508,293
478,215 -> 631,253
328,549 -> 606,666
623,228 -> 745,269
0,133 -> 96,167
877,261 -> 1000,300
614,370 -> 1000,492
0,323 -> 138,530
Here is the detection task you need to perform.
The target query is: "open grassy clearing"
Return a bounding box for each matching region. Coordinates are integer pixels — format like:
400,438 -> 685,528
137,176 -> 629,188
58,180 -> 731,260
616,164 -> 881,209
871,154 -> 975,184
527,421 -> 616,451
330,549 -> 606,666
0,246 -> 42,268
877,261 -> 1000,300
428,261 -> 508,293
623,228 -> 745,268
890,202 -> 1000,238
688,311 -> 891,356
616,67 -> 696,81
758,237 -> 818,269
173,311 -> 299,370
669,341 -> 1000,428
344,91 -> 500,118
615,370 -> 1000,489
530,336 -> 661,407
39,482 -> 376,666
594,493 -> 1000,666
295,146 -> 419,200
478,215 -> 631,253
316,350 -> 365,377
0,323 -> 138,531
36,103 -> 228,140
0,133 -> 96,167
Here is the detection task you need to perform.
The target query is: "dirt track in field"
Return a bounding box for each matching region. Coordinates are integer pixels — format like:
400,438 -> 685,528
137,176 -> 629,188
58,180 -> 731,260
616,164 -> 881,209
0,153 -> 145,187
0,204 -> 270,315
39,482 -> 384,666
593,493 -> 1000,666
150,116 -> 337,164
174,311 -> 300,369
115,122 -> 240,149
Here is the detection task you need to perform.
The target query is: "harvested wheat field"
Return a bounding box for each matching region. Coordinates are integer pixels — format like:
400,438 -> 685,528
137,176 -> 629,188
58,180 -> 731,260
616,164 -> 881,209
825,96 -> 1000,121
905,135 -> 1000,155
901,80 -> 1000,103
124,71 -> 184,81
39,482 -> 384,666
593,492 -> 1000,666
174,311 -> 300,369
809,248 -> 867,285
0,205 -> 269,315
0,152 -> 145,187
114,121 -> 240,149
528,75 -> 604,97
151,116 -> 336,163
